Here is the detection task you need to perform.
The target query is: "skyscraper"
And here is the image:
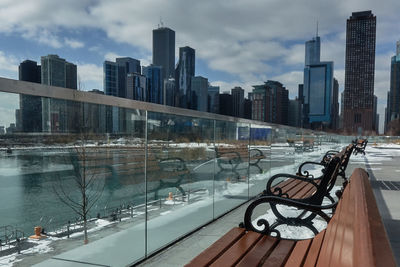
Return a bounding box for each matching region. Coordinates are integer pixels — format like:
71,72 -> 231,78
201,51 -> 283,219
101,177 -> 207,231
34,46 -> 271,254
231,87 -> 244,118
252,81 -> 289,125
164,77 -> 176,106
343,11 -> 376,134
190,76 -> 208,112
40,55 -> 78,133
126,72 -> 147,101
104,61 -> 119,96
208,85 -> 220,114
116,57 -> 141,98
18,60 -> 42,132
104,57 -> 141,98
41,54 -> 77,89
331,78 -> 339,130
143,65 -> 163,104
153,27 -> 175,80
175,46 -> 195,109
19,60 -> 41,83
387,41 -> 400,123
305,36 -> 320,66
303,34 -> 335,130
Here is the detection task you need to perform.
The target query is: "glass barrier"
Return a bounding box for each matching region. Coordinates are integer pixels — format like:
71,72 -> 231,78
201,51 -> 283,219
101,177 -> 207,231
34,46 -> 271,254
0,81 -> 368,266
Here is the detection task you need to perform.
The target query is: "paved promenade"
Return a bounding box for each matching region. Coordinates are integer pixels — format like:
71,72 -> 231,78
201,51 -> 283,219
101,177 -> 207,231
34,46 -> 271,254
138,145 -> 400,266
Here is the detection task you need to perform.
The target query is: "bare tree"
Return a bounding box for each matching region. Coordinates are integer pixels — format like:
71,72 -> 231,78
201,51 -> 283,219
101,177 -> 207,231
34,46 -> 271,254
53,132 -> 106,244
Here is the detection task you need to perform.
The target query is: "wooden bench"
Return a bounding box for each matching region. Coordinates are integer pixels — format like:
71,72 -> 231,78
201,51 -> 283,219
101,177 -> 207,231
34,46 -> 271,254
215,145 -> 265,175
185,168 -> 396,267
75,147 -> 190,199
353,139 -> 368,155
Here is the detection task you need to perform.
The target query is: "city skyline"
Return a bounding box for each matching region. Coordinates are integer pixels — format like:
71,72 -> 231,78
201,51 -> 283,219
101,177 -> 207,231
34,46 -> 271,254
0,1 -> 399,132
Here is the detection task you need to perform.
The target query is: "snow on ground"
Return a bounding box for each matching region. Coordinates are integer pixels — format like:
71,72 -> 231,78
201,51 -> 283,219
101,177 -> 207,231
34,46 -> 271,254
0,142 -> 392,266
251,186 -> 340,239
0,238 -> 54,267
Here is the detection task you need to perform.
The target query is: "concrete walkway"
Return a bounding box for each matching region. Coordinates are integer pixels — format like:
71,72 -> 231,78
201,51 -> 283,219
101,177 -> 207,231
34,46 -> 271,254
137,145 -> 400,266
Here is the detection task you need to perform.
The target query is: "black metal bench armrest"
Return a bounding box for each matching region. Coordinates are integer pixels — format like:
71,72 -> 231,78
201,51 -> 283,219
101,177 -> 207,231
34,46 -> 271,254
296,161 -> 326,178
242,195 -> 337,238
265,173 -> 319,196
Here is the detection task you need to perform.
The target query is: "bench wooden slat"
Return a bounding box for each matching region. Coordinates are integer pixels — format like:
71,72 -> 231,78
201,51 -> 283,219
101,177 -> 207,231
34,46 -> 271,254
236,235 -> 278,267
352,169 -> 396,267
261,240 -> 295,267
316,181 -> 349,267
303,230 -> 326,267
284,238 -> 312,267
210,231 -> 262,267
184,228 -> 246,267
285,180 -> 312,199
187,167 -> 396,267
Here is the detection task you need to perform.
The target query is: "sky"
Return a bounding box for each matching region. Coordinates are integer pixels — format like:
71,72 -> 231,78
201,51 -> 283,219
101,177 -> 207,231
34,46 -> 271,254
0,0 -> 399,133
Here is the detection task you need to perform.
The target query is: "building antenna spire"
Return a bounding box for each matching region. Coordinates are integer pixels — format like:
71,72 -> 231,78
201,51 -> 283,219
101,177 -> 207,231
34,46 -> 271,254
316,20 -> 319,37
159,16 -> 164,28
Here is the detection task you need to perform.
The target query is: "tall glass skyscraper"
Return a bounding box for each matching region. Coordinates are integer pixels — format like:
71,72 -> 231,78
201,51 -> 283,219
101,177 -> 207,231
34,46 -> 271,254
175,46 -> 195,109
303,34 -> 335,129
18,60 -> 42,132
343,11 -> 376,134
153,27 -> 175,80
104,57 -> 141,98
387,41 -> 400,126
143,65 -> 163,104
231,87 -> 244,118
41,54 -> 77,89
191,76 -> 208,112
208,85 -> 220,114
305,36 -> 320,66
104,61 -> 119,97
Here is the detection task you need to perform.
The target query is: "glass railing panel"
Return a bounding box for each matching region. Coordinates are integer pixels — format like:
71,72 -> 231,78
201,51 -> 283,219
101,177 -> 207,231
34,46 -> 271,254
0,91 -> 147,266
145,111 -> 215,254
270,126 -> 299,178
249,123 -> 272,197
213,121 -> 249,217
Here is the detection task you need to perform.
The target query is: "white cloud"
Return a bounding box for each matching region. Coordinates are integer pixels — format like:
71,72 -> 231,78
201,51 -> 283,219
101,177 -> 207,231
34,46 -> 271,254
77,63 -> 103,91
0,0 -> 399,132
0,51 -> 18,73
65,38 -> 84,49
104,52 -> 122,61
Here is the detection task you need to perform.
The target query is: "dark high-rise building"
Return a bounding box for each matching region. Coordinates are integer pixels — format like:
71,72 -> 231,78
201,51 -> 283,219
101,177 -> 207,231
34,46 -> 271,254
331,78 -> 339,130
305,36 -> 320,66
244,98 -> 252,120
208,85 -> 220,114
175,46 -> 195,109
191,76 -> 208,112
116,57 -> 141,98
104,57 -> 141,98
19,60 -> 42,132
41,55 -> 78,132
219,92 -> 233,116
252,81 -> 289,125
288,98 -> 302,127
387,41 -> 400,124
343,11 -> 376,134
153,27 -> 175,80
303,34 -> 335,130
19,60 -> 41,83
143,65 -> 163,104
41,54 -> 77,89
164,77 -> 176,106
66,62 -> 77,90
104,61 -> 119,96
373,95 -> 378,132
231,87 -> 244,118
126,72 -> 147,101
